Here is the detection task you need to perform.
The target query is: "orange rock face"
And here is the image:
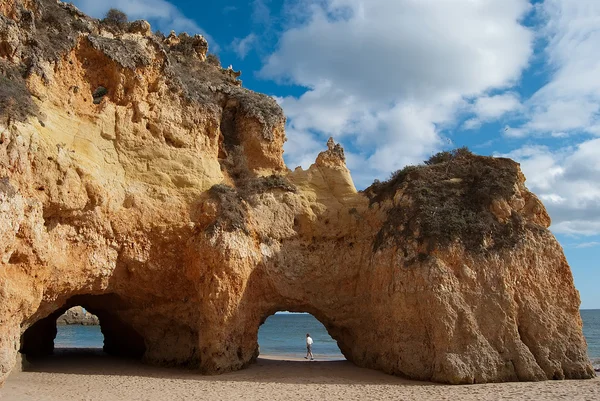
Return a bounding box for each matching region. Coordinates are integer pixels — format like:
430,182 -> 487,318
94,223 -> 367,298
0,0 -> 595,386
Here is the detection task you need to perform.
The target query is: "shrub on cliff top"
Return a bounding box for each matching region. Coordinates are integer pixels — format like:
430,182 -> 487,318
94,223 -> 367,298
26,0 -> 88,64
364,149 -> 526,254
388,165 -> 420,185
424,146 -> 473,165
206,53 -> 221,67
103,9 -> 128,27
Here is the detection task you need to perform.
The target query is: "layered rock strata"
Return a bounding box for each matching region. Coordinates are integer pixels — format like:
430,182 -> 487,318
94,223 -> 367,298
0,0 -> 595,386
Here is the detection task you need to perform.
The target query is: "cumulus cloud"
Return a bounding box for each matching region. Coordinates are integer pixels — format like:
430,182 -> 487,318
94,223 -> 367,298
71,0 -> 217,49
278,87 -> 462,186
506,0 -> 600,236
464,93 -> 522,130
262,1 -> 532,101
261,0 -> 533,187
500,139 -> 600,236
276,85 -> 364,138
508,0 -> 600,137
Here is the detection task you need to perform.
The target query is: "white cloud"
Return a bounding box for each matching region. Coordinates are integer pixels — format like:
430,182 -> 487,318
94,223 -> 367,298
231,33 -> 258,59
262,0 -> 532,101
283,127 -> 323,170
474,93 -> 522,120
500,139 -> 600,236
71,0 -> 217,49
464,93 -> 522,130
278,87 -> 461,187
576,242 -> 600,249
275,84 -> 364,137
463,118 -> 482,130
261,0 -> 533,187
361,102 -> 447,173
510,0 -> 600,137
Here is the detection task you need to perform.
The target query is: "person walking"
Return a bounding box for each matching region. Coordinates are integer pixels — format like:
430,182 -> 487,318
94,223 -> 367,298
305,333 -> 314,360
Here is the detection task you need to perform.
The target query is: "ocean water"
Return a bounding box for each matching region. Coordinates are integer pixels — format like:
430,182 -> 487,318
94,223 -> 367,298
258,313 -> 344,360
581,309 -> 600,370
55,310 -> 600,367
54,313 -> 344,359
55,325 -> 104,349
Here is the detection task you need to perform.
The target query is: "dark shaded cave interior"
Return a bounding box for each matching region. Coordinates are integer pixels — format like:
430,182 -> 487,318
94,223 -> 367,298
19,294 -> 146,360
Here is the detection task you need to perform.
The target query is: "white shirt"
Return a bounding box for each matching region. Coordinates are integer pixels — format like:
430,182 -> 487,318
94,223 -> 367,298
306,336 -> 313,346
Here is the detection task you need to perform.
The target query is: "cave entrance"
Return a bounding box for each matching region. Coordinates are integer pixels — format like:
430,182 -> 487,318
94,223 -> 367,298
258,312 -> 345,361
20,294 -> 146,361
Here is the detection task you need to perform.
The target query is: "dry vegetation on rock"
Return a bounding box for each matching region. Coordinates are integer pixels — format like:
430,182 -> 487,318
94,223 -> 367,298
102,8 -> 128,27
365,148 -> 530,253
0,62 -> 38,123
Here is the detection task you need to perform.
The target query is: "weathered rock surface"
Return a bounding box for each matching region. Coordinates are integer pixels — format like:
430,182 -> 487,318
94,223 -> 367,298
0,0 -> 595,386
56,306 -> 99,326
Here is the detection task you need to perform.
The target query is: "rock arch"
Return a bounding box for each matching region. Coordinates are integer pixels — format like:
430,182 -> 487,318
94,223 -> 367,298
20,294 -> 146,360
256,310 -> 346,360
0,0 -> 595,387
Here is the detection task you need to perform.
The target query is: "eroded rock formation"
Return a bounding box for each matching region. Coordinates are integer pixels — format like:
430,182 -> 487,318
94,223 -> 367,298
56,306 -> 99,325
0,0 -> 595,385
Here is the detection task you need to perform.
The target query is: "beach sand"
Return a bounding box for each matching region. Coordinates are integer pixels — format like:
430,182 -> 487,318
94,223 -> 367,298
1,350 -> 598,401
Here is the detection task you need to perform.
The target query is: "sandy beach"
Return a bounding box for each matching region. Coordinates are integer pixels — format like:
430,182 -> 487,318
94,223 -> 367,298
1,350 -> 598,401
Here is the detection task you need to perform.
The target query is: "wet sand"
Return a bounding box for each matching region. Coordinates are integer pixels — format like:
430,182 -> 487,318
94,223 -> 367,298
1,350 -> 599,401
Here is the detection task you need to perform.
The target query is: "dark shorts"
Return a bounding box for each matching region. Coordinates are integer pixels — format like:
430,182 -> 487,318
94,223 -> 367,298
307,345 -> 312,352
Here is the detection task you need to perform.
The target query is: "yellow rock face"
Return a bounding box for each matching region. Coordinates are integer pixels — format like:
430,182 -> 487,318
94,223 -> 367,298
0,0 -> 594,386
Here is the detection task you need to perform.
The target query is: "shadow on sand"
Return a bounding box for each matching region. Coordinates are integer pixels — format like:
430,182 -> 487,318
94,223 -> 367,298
22,348 -> 432,386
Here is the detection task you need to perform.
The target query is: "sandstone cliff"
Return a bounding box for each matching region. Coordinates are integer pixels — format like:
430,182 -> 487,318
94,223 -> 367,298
0,0 -> 595,386
56,306 -> 99,326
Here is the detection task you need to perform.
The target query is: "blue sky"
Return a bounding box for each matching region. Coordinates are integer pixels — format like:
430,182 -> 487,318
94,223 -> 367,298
72,0 -> 599,309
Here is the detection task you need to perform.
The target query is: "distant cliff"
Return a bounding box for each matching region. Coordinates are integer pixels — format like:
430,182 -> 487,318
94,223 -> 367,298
56,306 -> 99,326
0,0 -> 594,386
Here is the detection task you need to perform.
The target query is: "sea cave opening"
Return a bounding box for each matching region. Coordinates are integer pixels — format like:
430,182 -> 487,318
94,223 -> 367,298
19,294 -> 146,365
257,311 -> 345,361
